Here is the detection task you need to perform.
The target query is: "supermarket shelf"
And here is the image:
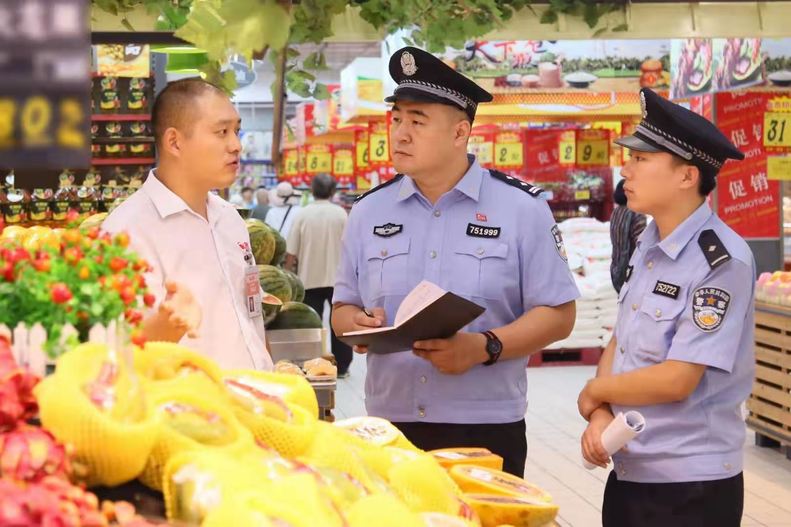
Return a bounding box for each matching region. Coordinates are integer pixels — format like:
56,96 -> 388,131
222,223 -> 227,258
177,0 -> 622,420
92,114 -> 151,122
91,157 -> 155,166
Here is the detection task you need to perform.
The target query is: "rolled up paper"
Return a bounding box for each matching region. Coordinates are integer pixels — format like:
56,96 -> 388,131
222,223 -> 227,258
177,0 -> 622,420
583,411 -> 646,470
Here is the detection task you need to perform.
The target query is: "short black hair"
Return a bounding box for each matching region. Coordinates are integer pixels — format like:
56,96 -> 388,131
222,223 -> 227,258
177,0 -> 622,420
151,78 -> 225,146
670,155 -> 717,197
311,174 -> 337,200
613,179 -> 627,206
241,186 -> 253,194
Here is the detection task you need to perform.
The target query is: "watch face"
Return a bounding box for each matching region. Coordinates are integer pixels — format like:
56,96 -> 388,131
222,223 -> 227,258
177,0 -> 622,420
487,338 -> 502,354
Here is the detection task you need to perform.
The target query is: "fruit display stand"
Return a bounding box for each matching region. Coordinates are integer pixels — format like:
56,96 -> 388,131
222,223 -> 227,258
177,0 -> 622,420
748,302 -> 791,459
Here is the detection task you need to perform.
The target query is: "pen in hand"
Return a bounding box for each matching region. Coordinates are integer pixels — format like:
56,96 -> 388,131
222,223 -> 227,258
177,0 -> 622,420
362,307 -> 374,318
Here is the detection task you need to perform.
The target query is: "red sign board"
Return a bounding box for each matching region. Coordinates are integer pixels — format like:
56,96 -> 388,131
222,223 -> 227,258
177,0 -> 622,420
524,130 -> 564,182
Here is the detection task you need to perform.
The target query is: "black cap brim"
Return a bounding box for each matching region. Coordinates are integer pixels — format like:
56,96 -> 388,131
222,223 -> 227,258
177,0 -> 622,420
614,134 -> 663,153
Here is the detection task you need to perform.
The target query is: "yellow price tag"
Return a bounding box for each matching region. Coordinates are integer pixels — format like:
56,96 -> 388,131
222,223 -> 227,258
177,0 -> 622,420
575,190 -> 591,200
559,139 -> 576,165
764,113 -> 791,147
577,140 -> 609,166
333,153 -> 354,176
494,143 -> 523,167
284,152 -> 299,176
369,133 -> 389,163
306,151 -> 332,174
356,142 -> 369,168
768,156 -> 791,180
474,141 -> 494,165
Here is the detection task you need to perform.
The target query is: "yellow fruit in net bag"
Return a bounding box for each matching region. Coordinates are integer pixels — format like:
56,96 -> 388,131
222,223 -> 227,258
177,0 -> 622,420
135,342 -> 224,384
431,448 -> 504,472
301,421 -> 393,495
35,345 -> 159,487
464,494 -> 559,527
346,494 -> 425,527
139,384 -> 254,490
421,512 -> 482,527
388,454 -> 476,521
449,466 -> 553,503
231,397 -> 317,458
334,416 -> 419,451
162,448 -> 296,524
223,369 -> 319,418
201,474 -> 346,527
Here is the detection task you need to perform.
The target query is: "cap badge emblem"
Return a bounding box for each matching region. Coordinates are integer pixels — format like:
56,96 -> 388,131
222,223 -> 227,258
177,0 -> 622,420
640,91 -> 648,119
401,51 -> 418,76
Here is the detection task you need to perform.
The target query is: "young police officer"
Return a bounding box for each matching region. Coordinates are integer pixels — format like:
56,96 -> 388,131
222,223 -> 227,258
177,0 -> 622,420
578,88 -> 753,526
332,47 -> 579,476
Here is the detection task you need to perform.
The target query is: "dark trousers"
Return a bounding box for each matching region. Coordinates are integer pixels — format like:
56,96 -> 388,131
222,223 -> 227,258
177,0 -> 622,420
303,287 -> 352,374
392,419 -> 527,476
603,471 -> 744,527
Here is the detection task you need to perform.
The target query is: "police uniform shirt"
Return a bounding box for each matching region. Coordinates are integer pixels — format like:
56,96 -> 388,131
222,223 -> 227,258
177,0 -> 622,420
611,201 -> 755,483
333,156 -> 580,424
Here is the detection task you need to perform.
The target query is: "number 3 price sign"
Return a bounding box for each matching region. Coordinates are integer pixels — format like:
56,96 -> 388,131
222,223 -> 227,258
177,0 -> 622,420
0,0 -> 91,169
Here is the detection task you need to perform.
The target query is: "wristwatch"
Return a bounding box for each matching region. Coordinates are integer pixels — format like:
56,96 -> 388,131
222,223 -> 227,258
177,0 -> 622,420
481,330 -> 503,366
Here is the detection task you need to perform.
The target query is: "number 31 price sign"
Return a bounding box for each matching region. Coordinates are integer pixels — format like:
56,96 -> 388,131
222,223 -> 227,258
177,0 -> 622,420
0,0 -> 91,169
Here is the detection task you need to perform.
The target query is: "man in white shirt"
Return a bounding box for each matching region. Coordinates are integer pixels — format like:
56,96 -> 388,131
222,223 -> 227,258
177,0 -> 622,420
103,78 -> 273,370
285,174 -> 351,376
265,182 -> 301,240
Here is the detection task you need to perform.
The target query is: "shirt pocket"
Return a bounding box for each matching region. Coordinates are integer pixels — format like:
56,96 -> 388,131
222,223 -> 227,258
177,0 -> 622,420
452,238 -> 510,300
362,236 -> 411,297
633,296 -> 685,363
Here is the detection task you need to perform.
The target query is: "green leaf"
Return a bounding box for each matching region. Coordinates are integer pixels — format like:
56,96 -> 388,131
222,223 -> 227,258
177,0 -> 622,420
121,17 -> 135,31
312,83 -> 330,100
592,26 -> 608,37
612,23 -> 629,32
304,51 -> 328,71
540,9 -> 559,24
583,2 -> 599,28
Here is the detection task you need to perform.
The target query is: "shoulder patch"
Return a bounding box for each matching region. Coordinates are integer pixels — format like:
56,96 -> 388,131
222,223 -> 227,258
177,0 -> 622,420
489,169 -> 544,198
698,229 -> 732,270
354,174 -> 404,204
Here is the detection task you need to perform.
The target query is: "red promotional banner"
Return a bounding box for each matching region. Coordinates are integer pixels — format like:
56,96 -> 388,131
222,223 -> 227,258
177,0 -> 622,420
524,130 -> 564,182
716,91 -> 780,239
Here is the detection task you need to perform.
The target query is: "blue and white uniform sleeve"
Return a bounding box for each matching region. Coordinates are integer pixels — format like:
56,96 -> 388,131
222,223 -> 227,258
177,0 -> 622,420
332,207 -> 363,307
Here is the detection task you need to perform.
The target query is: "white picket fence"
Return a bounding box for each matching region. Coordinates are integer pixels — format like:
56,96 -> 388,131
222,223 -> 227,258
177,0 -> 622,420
0,319 -> 131,376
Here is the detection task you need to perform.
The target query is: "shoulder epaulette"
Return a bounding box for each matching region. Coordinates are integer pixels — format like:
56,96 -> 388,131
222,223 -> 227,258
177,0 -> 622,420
489,169 -> 544,197
698,229 -> 732,269
353,174 -> 404,204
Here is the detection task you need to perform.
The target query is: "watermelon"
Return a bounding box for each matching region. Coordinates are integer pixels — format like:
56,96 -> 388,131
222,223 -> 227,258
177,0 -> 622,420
268,302 -> 323,330
258,265 -> 292,304
262,293 -> 283,326
246,218 -> 276,266
268,225 -> 287,267
283,270 -> 305,303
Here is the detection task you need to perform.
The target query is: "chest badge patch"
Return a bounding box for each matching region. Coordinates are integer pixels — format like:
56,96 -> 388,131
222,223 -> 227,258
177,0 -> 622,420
467,223 -> 501,238
692,287 -> 731,332
373,223 -> 403,237
653,280 -> 681,300
551,224 -> 568,262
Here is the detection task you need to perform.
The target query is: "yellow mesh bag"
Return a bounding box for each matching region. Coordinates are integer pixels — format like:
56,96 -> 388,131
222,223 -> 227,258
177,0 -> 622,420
223,369 -> 319,418
162,449 -> 288,524
301,421 -> 393,495
139,383 -> 255,491
420,512 -> 482,527
232,400 -> 317,458
346,494 -> 425,527
35,345 -> 159,487
334,416 -> 419,451
134,342 -> 224,386
201,475 -> 346,527
388,454 -> 471,517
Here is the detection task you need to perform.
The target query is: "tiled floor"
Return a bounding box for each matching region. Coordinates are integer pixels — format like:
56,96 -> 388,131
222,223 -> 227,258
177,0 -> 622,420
335,358 -> 791,527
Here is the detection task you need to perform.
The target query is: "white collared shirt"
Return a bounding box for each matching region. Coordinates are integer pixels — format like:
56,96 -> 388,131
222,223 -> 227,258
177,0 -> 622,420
103,170 -> 273,370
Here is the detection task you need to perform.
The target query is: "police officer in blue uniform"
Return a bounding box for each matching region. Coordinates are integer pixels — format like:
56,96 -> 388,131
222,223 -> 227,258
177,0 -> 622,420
577,88 -> 753,526
331,47 -> 579,476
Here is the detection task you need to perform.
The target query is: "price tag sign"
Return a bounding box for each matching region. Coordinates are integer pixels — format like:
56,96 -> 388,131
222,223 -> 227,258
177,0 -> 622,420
306,149 -> 332,174
764,113 -> 791,148
475,141 -> 494,166
574,190 -> 591,200
576,139 -> 609,166
494,143 -> 523,168
768,156 -> 791,180
369,132 -> 390,164
284,150 -> 299,176
559,137 -> 576,165
0,0 -> 90,169
333,151 -> 354,176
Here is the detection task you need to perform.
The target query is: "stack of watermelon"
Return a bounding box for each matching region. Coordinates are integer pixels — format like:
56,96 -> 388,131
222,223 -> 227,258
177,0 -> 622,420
246,219 -> 322,330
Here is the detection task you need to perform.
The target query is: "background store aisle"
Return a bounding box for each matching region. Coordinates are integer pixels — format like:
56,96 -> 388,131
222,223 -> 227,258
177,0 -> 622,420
336,362 -> 791,526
